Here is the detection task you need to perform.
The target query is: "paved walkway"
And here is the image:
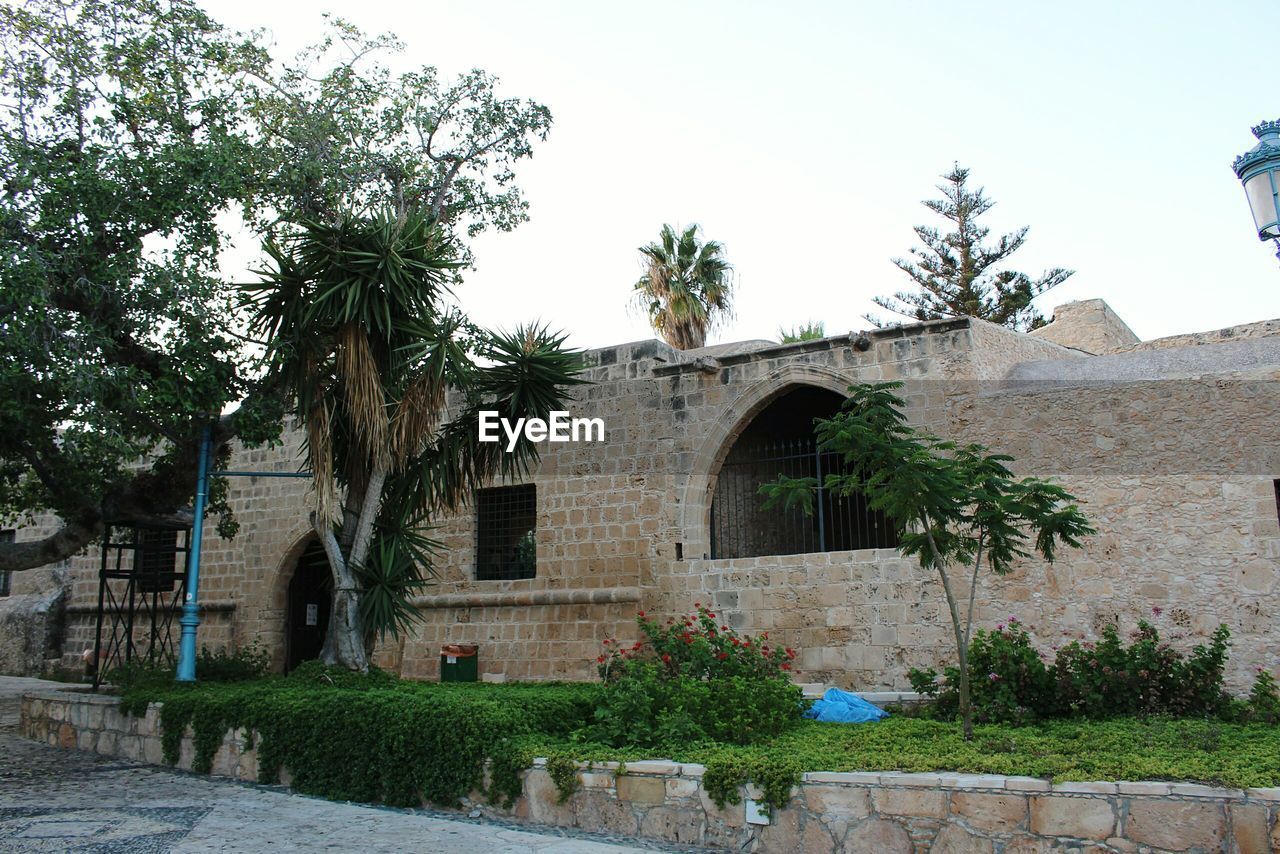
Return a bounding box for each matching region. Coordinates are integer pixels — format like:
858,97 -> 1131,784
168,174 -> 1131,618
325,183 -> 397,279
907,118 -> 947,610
0,677 -> 674,853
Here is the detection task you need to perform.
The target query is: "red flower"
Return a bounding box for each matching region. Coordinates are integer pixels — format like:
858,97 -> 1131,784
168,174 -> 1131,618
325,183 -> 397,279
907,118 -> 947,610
661,653 -> 671,663
717,653 -> 728,660
695,602 -> 701,608
637,610 -> 646,617
597,655 -> 605,663
707,612 -> 716,619
721,625 -> 729,631
782,663 -> 791,671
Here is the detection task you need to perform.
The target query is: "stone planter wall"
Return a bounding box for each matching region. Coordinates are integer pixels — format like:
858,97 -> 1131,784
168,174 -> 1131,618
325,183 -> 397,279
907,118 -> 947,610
21,688 -> 1280,852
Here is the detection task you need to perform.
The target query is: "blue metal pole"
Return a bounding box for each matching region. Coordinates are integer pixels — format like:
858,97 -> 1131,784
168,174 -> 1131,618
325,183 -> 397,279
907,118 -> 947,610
175,422 -> 212,683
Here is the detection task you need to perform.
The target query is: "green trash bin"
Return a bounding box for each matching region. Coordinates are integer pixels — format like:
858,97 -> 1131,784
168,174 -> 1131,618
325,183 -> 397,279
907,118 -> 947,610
440,644 -> 479,682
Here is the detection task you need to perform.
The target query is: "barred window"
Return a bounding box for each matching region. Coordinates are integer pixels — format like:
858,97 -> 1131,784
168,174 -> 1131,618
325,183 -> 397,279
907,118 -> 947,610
0,530 -> 11,596
710,386 -> 896,559
475,484 -> 537,581
135,528 -> 180,593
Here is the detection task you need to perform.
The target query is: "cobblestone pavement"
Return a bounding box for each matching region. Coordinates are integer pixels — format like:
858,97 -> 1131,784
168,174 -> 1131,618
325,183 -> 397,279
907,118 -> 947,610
0,678 -> 678,854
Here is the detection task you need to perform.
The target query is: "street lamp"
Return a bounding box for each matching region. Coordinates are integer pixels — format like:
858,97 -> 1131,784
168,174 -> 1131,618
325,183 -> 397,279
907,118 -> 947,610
1233,119 -> 1280,264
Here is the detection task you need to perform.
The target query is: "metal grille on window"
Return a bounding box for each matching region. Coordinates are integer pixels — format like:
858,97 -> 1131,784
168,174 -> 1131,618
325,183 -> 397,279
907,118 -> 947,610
0,529 -> 11,596
136,528 -> 180,593
475,484 -> 537,580
709,386 -> 898,560
711,438 -> 896,559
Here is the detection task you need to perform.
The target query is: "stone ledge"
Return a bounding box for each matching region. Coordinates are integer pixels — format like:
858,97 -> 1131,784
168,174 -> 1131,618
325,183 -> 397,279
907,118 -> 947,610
21,690 -> 1280,852
409,586 -> 641,610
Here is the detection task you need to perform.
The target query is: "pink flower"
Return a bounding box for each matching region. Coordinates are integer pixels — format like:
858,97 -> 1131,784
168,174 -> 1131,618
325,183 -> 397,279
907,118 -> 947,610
1152,606 -> 1163,617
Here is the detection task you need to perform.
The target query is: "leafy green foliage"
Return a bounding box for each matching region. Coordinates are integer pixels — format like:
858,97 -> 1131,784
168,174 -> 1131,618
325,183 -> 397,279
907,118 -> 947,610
0,0 -> 278,568
1247,669 -> 1280,725
119,673 -> 600,807
911,618 -> 1239,724
249,18 -> 552,246
588,608 -> 805,748
633,224 -> 733,350
703,754 -> 802,811
1055,623 -> 1232,719
778,321 -> 826,343
535,715 -> 1280,792
870,164 -> 1073,331
910,618 -> 1055,725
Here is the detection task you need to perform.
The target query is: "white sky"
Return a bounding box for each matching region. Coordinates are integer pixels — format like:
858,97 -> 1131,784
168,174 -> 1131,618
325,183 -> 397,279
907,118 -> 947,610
204,0 -> 1280,350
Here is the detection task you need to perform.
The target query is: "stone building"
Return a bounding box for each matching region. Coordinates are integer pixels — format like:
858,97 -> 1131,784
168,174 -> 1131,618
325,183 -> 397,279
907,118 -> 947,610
2,299 -> 1278,691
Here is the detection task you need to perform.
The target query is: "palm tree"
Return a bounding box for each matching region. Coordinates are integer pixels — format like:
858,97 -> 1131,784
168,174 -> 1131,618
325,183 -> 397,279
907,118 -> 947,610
245,209 -> 582,671
633,224 -> 733,350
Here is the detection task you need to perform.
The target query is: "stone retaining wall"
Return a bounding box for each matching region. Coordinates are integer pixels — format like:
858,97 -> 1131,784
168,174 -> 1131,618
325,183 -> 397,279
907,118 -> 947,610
20,688 -> 1280,852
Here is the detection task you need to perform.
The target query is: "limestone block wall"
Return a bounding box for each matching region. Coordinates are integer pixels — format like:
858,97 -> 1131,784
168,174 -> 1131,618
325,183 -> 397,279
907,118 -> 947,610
1028,299 -> 1141,354
0,518 -> 72,675
22,688 -> 1280,852
4,312 -> 1277,693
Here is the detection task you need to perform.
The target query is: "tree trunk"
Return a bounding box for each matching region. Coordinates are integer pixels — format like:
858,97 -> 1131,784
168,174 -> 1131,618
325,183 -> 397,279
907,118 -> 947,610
923,521 -> 974,740
312,512 -> 369,673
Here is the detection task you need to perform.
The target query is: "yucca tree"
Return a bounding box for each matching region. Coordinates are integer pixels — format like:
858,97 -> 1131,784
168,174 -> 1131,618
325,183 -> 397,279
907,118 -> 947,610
633,224 -> 733,350
245,209 -> 582,671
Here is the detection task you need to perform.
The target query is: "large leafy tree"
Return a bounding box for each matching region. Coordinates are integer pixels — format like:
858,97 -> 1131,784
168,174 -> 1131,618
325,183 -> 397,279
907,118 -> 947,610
246,18 -> 552,248
0,7 -> 557,576
870,165 -> 1074,331
246,211 -> 582,670
762,382 -> 1093,739
633,224 -> 733,350
0,0 -> 282,572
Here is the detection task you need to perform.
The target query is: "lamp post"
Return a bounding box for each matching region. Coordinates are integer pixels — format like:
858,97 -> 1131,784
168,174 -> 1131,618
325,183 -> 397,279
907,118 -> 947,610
1233,119 -> 1280,265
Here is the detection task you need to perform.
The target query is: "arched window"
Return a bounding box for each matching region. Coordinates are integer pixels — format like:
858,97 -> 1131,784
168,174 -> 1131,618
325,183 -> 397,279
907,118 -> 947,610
710,386 -> 897,559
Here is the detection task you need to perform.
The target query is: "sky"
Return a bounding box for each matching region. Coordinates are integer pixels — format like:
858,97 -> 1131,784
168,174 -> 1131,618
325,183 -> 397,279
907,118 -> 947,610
204,0 -> 1280,351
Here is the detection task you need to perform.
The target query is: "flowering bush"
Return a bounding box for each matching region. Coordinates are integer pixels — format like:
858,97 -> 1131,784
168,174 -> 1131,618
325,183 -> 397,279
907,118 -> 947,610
1055,621 -> 1231,719
589,605 -> 804,748
598,604 -> 796,682
908,618 -> 1054,724
913,614 -> 1236,723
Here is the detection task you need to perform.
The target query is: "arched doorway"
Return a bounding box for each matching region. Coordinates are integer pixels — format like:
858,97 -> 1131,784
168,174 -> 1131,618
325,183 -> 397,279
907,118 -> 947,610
285,539 -> 332,672
710,385 -> 896,559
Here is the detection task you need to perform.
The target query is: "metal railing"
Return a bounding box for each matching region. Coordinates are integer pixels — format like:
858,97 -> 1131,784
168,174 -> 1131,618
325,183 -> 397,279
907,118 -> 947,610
710,438 -> 896,560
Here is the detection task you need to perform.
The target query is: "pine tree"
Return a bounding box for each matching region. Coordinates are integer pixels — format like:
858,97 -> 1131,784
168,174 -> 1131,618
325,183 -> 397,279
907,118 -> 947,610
870,165 -> 1073,331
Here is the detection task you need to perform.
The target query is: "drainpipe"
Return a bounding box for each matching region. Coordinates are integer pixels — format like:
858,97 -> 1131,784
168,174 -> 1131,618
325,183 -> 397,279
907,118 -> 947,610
175,422 -> 212,683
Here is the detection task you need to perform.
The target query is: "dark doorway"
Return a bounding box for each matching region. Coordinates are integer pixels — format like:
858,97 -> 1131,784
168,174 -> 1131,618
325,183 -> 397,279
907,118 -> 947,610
710,385 -> 897,559
286,540 -> 332,673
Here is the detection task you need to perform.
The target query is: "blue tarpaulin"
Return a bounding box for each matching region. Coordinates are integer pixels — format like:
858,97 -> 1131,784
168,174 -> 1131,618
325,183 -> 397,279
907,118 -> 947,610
803,688 -> 890,724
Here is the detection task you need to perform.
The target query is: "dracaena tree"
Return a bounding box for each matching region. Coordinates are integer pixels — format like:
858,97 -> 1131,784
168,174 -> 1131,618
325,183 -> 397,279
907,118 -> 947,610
246,210 -> 582,671
633,224 -> 733,350
761,382 -> 1093,739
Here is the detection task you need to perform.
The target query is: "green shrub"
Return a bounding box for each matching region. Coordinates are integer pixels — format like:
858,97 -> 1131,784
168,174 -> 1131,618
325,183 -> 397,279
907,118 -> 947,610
118,677 -> 600,808
196,643 -> 271,682
913,619 -> 1235,722
588,660 -> 803,748
1055,622 -> 1231,718
909,618 -> 1055,724
1248,668 -> 1280,724
590,606 -> 805,748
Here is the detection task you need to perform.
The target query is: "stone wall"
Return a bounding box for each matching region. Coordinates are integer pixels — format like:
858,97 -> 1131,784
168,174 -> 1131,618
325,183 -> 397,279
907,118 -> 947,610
22,688 -> 1280,852
4,310 -> 1278,694
0,519 -> 72,675
1029,299 -> 1141,354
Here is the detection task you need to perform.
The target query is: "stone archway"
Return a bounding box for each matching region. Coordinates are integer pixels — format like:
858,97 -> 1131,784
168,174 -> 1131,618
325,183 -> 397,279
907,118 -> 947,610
678,364 -> 852,558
